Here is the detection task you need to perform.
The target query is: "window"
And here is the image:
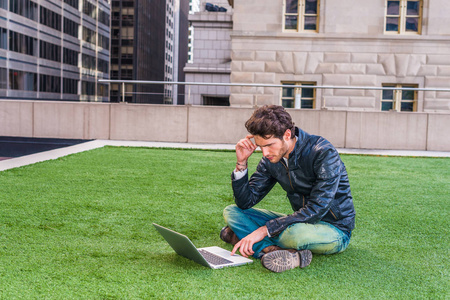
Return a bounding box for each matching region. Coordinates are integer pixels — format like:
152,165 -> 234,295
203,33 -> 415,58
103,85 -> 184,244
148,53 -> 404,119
82,53 -> 96,71
9,31 -> 38,56
64,18 -> 79,38
9,69 -> 37,91
63,78 -> 78,94
9,0 -> 38,21
63,48 -> 79,66
40,40 -> 61,62
39,74 -> 61,93
0,27 -> 7,50
83,0 -> 97,19
97,83 -> 108,97
281,82 -> 316,109
82,26 -> 96,45
98,9 -> 110,26
40,6 -> 62,31
97,58 -> 109,73
284,0 -> 319,32
381,84 -> 417,112
98,34 -> 109,50
81,80 -> 95,95
385,0 -> 422,34
64,0 -> 79,10
0,67 -> 7,89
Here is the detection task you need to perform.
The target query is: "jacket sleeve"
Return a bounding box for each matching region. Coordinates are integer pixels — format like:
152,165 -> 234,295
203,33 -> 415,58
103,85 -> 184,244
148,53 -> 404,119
231,159 -> 277,209
266,146 -> 342,236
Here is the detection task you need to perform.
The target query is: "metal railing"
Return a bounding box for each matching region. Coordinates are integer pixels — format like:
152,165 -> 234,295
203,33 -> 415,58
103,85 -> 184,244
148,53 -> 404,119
99,79 -> 450,107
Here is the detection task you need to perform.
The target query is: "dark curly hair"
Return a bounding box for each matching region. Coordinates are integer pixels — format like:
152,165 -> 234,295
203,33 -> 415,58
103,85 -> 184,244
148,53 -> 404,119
245,105 -> 295,140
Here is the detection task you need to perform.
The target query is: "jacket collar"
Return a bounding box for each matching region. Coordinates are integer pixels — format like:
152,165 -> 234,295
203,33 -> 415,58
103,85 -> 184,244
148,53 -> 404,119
287,127 -> 309,169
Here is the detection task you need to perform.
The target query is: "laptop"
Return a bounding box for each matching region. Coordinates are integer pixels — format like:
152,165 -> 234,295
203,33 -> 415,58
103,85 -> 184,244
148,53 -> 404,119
153,223 -> 253,269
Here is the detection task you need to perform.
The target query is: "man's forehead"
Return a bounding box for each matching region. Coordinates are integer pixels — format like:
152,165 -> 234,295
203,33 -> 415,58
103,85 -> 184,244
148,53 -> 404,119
254,135 -> 279,146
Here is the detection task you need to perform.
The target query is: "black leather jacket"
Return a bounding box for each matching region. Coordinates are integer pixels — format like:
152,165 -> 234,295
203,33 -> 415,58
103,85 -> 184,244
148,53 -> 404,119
232,127 -> 356,237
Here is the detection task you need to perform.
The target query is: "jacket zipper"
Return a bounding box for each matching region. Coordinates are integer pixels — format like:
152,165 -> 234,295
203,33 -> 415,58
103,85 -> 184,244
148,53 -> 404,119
280,160 -> 294,191
330,209 -> 337,219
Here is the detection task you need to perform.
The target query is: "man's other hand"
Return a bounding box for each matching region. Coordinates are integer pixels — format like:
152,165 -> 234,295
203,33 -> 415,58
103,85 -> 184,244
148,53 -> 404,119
231,226 -> 268,258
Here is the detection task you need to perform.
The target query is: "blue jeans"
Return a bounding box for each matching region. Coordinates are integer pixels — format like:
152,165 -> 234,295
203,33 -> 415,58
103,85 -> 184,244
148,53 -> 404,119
223,205 -> 351,258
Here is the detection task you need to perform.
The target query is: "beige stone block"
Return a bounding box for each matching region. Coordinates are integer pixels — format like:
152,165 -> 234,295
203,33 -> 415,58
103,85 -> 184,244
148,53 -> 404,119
264,87 -> 279,95
255,72 -> 276,83
231,72 -> 254,83
366,64 -> 386,75
255,95 -> 275,106
265,62 -> 284,73
293,52 -> 308,74
324,53 -> 351,63
334,88 -> 365,97
242,61 -> 265,72
436,91 -> 450,100
230,94 -> 254,107
335,63 -> 365,75
427,54 -> 450,65
406,55 -> 426,76
351,53 -> 378,64
365,89 -> 378,97
424,91 -> 436,99
425,76 -> 450,87
349,97 -> 376,108
378,54 -> 396,75
323,96 -> 349,108
304,53 -> 324,74
323,74 -> 350,86
395,54 -> 409,77
350,75 -> 377,86
315,63 -> 335,74
230,86 -> 241,94
322,88 -> 334,96
437,66 -> 450,76
231,50 -> 255,61
277,51 -> 295,74
427,114 -> 450,151
424,99 -> 450,111
417,65 -> 438,76
241,86 -> 264,94
255,51 -> 276,62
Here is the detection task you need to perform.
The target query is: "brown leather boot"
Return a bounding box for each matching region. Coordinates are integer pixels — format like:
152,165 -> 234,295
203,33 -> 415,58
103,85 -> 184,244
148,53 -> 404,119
261,249 -> 313,273
219,226 -> 239,246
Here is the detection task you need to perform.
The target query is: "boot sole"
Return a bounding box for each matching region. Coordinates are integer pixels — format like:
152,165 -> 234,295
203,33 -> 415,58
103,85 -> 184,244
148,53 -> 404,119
261,250 -> 312,273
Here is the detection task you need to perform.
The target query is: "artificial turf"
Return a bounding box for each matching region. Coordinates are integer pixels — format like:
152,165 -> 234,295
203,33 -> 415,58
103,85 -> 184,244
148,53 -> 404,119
0,147 -> 448,299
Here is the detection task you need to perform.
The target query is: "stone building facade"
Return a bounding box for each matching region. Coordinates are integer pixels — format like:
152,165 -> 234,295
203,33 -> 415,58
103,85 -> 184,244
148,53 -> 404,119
228,0 -> 450,112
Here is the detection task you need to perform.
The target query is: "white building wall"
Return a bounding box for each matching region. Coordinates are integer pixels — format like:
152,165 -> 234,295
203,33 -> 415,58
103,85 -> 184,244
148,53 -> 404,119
229,0 -> 450,112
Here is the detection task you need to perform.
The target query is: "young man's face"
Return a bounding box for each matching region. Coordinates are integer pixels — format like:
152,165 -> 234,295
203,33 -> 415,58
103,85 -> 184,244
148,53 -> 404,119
253,130 -> 293,164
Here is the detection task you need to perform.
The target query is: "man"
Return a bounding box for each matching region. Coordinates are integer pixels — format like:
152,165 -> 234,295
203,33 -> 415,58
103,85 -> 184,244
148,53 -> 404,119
220,105 -> 356,273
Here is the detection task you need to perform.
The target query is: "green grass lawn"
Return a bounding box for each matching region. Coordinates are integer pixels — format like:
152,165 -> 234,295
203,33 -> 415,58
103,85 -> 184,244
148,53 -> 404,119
0,147 -> 448,299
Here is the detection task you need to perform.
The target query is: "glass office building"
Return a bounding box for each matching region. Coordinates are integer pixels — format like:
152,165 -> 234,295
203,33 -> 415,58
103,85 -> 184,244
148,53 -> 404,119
110,0 -> 188,104
0,0 -> 111,102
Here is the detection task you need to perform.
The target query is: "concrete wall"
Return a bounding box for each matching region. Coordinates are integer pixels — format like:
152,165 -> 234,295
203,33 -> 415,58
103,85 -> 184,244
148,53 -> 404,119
1,100 -> 449,151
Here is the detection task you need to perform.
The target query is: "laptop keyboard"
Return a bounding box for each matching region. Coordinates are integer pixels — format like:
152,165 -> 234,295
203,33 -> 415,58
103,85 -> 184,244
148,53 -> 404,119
198,249 -> 233,265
